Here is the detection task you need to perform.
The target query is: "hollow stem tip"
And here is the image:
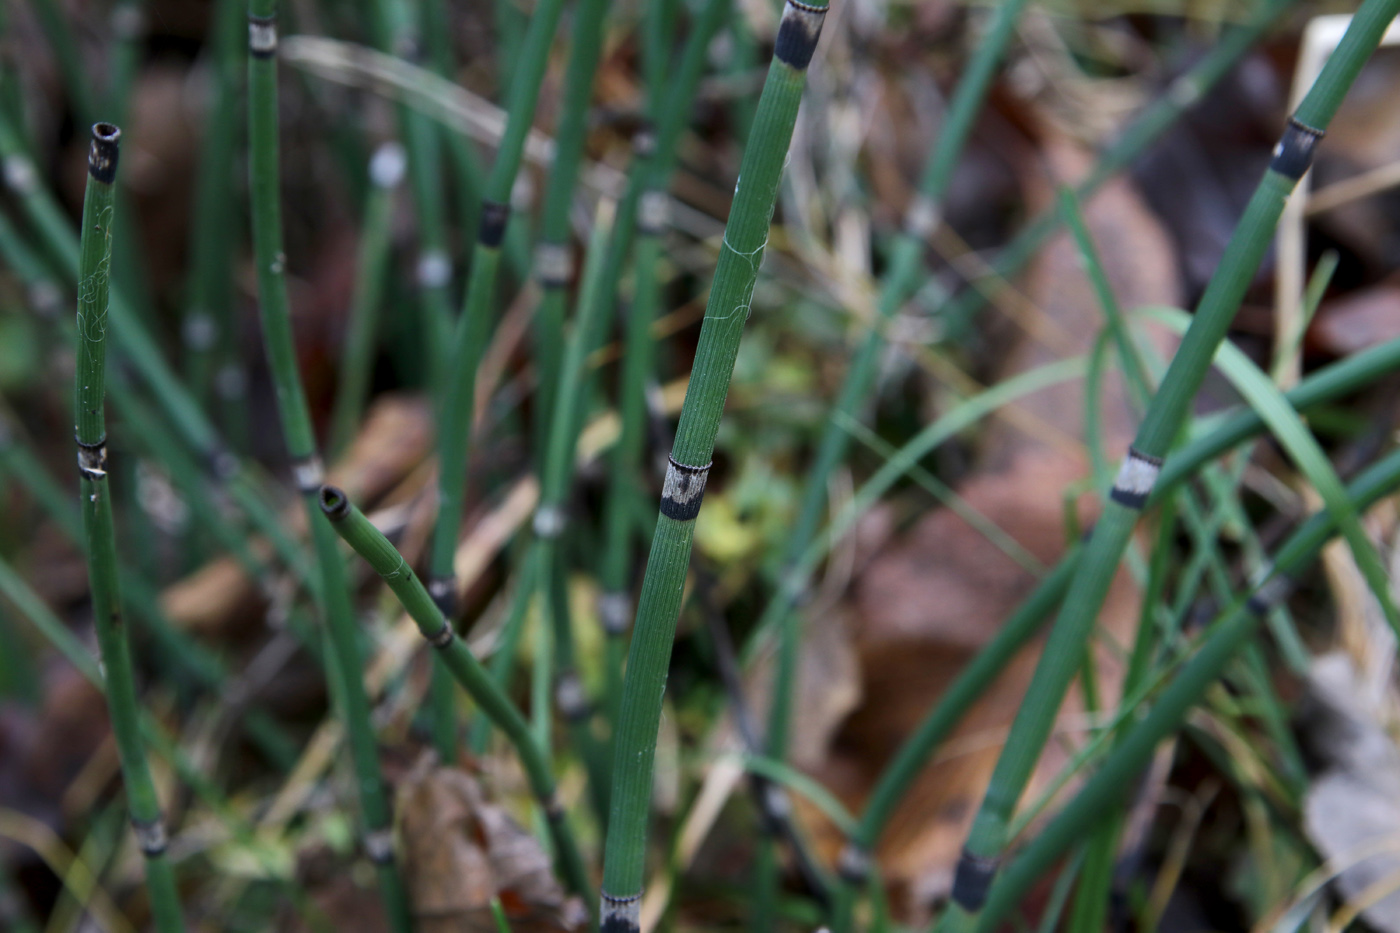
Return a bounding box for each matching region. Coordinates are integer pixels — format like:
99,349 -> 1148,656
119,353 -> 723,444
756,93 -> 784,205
88,123 -> 121,184
320,484 -> 351,521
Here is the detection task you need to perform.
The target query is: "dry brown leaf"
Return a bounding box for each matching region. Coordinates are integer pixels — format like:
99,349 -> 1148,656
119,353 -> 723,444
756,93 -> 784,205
397,759 -> 586,933
1311,281 -> 1400,357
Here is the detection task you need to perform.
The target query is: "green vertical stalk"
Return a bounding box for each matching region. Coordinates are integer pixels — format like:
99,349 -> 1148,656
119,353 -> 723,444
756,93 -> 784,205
599,4 -> 828,929
319,486 -> 593,902
769,0 -> 1030,915
245,6 -> 413,929
525,0 -> 612,768
936,4 -> 1400,929
827,328 -> 1400,927
976,444 -> 1400,930
331,141 -> 403,457
532,0 -> 613,468
535,204 -> 619,822
71,123 -> 184,933
939,0 -> 1296,331
595,0 -> 729,705
184,0 -> 245,415
0,112 -> 316,595
427,0 -> 566,661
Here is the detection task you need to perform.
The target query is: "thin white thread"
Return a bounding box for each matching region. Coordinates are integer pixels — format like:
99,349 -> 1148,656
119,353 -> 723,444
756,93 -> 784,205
705,233 -> 768,322
382,554 -> 406,580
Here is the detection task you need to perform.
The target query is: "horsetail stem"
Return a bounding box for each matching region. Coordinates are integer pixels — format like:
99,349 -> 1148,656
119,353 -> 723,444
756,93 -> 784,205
0,111 -> 318,595
72,122 -> 185,933
246,5 -> 413,928
534,203 -> 619,819
330,141 -> 405,459
827,327 -> 1400,926
428,0 -> 566,648
599,3 -> 828,928
597,0 -> 729,687
937,3 -> 1400,927
318,485 -> 594,903
532,0 -> 613,465
771,0 -> 1031,913
939,0 -> 1297,332
977,444 -> 1400,930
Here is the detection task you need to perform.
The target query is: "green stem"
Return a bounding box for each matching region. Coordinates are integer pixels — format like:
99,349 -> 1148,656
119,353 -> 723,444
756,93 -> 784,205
976,444 -> 1400,930
71,122 -> 184,933
938,3 -> 1400,927
246,6 -> 412,928
599,4 -> 828,928
319,485 -> 593,903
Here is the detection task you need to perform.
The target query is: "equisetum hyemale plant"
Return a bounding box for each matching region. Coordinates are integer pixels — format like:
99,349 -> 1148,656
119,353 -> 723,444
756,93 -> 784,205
72,122 -> 185,933
598,2 -> 829,930
317,485 -> 593,903
428,0 -> 565,645
935,2 -> 1400,929
246,4 -> 413,929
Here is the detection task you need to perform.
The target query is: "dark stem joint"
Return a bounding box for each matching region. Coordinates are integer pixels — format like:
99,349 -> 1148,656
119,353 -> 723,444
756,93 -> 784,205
534,241 -> 572,289
633,122 -> 657,158
1270,117 -> 1325,181
318,484 -> 351,521
600,888 -> 643,933
131,817 -> 168,858
248,13 -> 278,59
292,455 -> 324,495
76,436 -> 108,481
87,124 -> 121,184
951,848 -> 999,912
659,456 -> 712,522
1108,446 -> 1163,510
428,576 -> 457,620
478,199 -> 510,247
428,621 -> 455,650
837,844 -> 872,885
774,0 -> 827,71
637,190 -> 670,236
598,591 -> 631,636
541,793 -> 565,822
363,828 -> 395,865
555,671 -> 591,723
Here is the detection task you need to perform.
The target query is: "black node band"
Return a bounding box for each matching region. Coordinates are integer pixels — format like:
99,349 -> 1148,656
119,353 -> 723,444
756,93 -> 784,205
428,622 -> 455,650
1270,117 -> 1325,181
659,456 -> 711,522
773,0 -> 827,71
479,199 -> 510,247
88,124 -> 121,184
951,848 -> 999,912
248,14 -> 278,59
428,577 -> 457,620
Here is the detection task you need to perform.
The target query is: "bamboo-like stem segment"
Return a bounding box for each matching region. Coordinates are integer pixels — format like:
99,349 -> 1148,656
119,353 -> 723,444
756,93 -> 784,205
318,486 -> 594,902
0,111 -> 317,595
599,3 -> 828,928
936,4 -> 1400,928
428,0 -> 567,647
975,444 -> 1400,929
596,0 -> 730,675
330,141 -> 404,458
71,122 -> 184,933
245,6 -> 413,929
937,0 -> 1297,332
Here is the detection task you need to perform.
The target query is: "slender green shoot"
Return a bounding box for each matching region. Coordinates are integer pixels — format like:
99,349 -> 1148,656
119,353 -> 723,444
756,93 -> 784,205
71,122 -> 184,933
246,5 -> 412,928
600,4 -> 829,928
937,4 -> 1400,927
319,485 -> 593,903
